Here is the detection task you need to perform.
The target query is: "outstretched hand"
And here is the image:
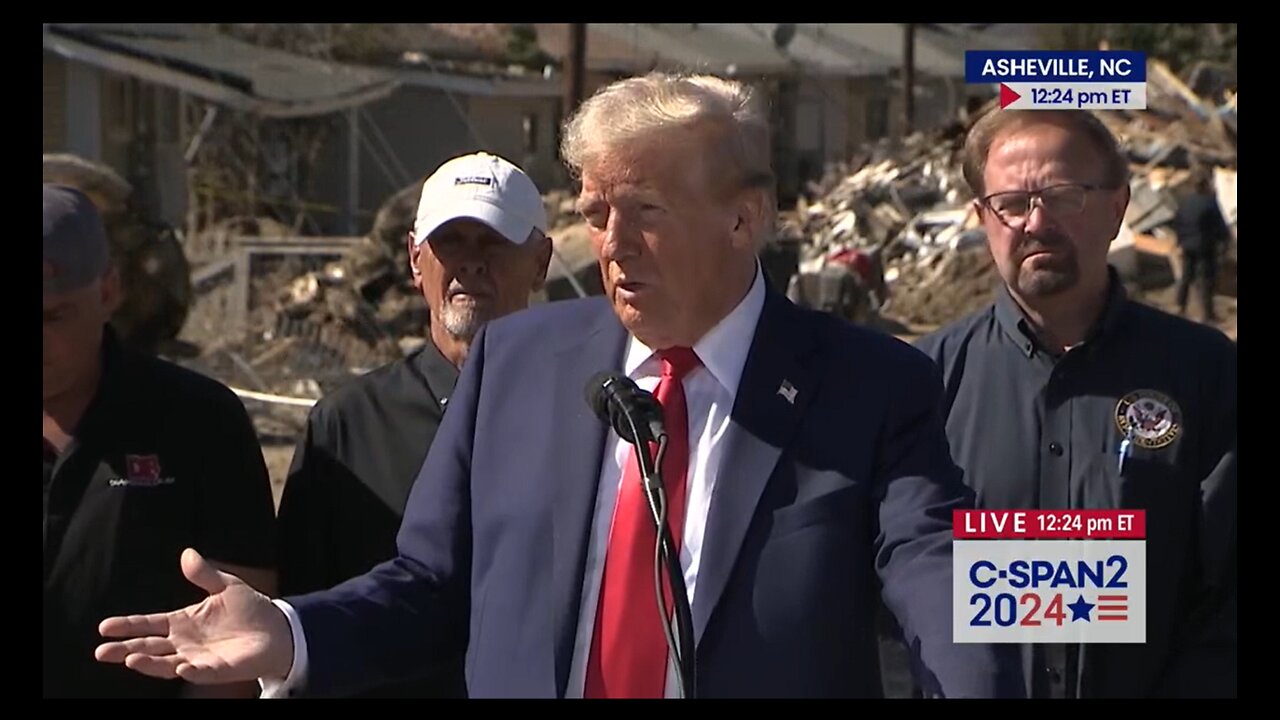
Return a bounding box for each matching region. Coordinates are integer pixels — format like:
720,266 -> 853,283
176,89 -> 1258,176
95,548 -> 294,685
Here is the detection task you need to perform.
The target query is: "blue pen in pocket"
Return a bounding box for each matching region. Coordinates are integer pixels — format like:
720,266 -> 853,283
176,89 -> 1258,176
1117,428 -> 1135,474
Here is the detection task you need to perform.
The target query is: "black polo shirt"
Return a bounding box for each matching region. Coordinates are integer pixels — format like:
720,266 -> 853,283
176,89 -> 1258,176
915,271 -> 1236,698
276,338 -> 465,697
44,327 -> 277,698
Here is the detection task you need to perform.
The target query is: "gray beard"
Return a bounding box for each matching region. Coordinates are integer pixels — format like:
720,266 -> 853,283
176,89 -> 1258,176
438,303 -> 486,340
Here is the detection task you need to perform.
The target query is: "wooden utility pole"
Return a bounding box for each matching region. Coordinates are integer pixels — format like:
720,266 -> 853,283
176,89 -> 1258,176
565,24 -> 587,118
903,23 -> 916,137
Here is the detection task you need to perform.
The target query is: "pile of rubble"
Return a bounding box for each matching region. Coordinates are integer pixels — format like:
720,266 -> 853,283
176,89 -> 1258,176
179,183 -> 593,400
776,123 -> 995,327
176,61 -> 1237,401
178,208 -> 426,401
779,58 -> 1237,332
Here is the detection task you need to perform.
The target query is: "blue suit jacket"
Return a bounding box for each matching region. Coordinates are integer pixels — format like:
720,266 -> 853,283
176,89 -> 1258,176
288,287 -> 1025,698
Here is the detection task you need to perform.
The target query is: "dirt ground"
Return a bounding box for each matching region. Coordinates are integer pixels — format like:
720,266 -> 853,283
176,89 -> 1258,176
245,403 -> 310,510
262,444 -> 294,509
1137,285 -> 1237,340
882,247 -> 1003,329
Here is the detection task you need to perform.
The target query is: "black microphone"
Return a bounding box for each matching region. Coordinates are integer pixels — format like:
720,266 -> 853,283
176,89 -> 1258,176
584,372 -> 666,445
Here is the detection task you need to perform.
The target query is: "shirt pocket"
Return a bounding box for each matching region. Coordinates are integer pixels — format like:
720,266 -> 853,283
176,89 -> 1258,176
1107,439 -> 1197,524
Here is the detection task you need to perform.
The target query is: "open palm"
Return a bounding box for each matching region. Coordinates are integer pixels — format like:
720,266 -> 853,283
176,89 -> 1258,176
95,548 -> 293,685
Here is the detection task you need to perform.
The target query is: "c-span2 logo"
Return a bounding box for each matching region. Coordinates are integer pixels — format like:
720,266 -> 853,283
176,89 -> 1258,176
966,50 -> 1147,111
953,510 -> 1146,644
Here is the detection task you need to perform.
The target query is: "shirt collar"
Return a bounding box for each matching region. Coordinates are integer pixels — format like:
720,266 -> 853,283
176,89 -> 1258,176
72,323 -> 128,440
414,338 -> 461,408
623,261 -> 766,401
995,266 -> 1129,358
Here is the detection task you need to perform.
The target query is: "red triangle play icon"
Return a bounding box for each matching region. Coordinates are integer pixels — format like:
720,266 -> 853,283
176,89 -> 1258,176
1000,83 -> 1021,108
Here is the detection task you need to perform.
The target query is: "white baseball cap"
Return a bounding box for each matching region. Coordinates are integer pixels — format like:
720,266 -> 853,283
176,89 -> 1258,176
413,152 -> 548,246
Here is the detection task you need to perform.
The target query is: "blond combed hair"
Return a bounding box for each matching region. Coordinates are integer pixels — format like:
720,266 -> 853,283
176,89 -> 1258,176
560,72 -> 776,244
561,73 -> 774,193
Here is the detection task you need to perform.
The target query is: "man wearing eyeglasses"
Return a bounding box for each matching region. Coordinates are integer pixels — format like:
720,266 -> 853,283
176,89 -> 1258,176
913,110 -> 1236,699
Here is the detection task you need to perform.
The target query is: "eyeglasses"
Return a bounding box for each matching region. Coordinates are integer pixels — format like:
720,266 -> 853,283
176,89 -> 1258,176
980,183 -> 1111,227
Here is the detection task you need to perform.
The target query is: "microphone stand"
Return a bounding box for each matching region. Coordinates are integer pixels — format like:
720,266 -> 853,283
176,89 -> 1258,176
618,407 -> 697,699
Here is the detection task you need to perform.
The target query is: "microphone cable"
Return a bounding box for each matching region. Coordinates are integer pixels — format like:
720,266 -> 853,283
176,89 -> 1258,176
651,434 -> 696,699
620,407 -> 695,699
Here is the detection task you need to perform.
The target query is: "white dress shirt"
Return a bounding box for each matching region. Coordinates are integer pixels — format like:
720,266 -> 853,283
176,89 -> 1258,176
262,264 -> 765,699
565,263 -> 764,698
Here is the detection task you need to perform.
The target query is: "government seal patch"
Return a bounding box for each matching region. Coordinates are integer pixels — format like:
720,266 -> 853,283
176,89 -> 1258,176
1115,390 -> 1181,449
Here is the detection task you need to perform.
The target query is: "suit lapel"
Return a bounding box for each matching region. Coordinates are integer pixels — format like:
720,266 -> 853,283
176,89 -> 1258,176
693,288 -> 826,644
551,303 -> 628,697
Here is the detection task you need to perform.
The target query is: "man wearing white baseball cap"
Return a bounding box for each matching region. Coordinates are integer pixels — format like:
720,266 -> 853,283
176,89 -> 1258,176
414,151 -> 550,251
274,152 -> 553,698
408,151 -> 553,366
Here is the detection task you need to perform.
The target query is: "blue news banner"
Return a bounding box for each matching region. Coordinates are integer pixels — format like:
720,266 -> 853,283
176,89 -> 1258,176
966,50 -> 1147,111
953,509 -> 1146,644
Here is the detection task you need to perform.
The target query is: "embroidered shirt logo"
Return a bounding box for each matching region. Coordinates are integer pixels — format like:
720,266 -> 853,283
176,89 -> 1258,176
108,454 -> 176,487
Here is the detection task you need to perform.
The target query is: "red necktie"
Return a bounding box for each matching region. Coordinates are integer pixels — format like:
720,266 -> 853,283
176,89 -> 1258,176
584,347 -> 701,698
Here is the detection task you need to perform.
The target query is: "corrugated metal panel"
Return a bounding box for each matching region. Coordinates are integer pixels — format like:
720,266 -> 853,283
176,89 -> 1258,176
392,67 -> 560,98
44,24 -> 400,118
714,24 -> 896,77
813,24 -> 964,78
590,23 -> 792,76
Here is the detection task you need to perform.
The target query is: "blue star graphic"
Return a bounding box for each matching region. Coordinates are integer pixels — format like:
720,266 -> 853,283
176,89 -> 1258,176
1068,595 -> 1095,622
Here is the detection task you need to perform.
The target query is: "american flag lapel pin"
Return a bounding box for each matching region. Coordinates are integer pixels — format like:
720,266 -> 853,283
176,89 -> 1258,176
777,379 -> 798,404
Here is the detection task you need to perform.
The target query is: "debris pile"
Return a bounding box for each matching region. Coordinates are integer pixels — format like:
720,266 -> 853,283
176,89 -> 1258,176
174,59 -> 1237,402
45,153 -> 193,354
178,210 -> 425,400
881,243 -> 1000,328
775,124 -> 994,328
778,58 -> 1236,332
543,188 -> 581,229
180,184 -> 595,399
1098,60 -> 1236,171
